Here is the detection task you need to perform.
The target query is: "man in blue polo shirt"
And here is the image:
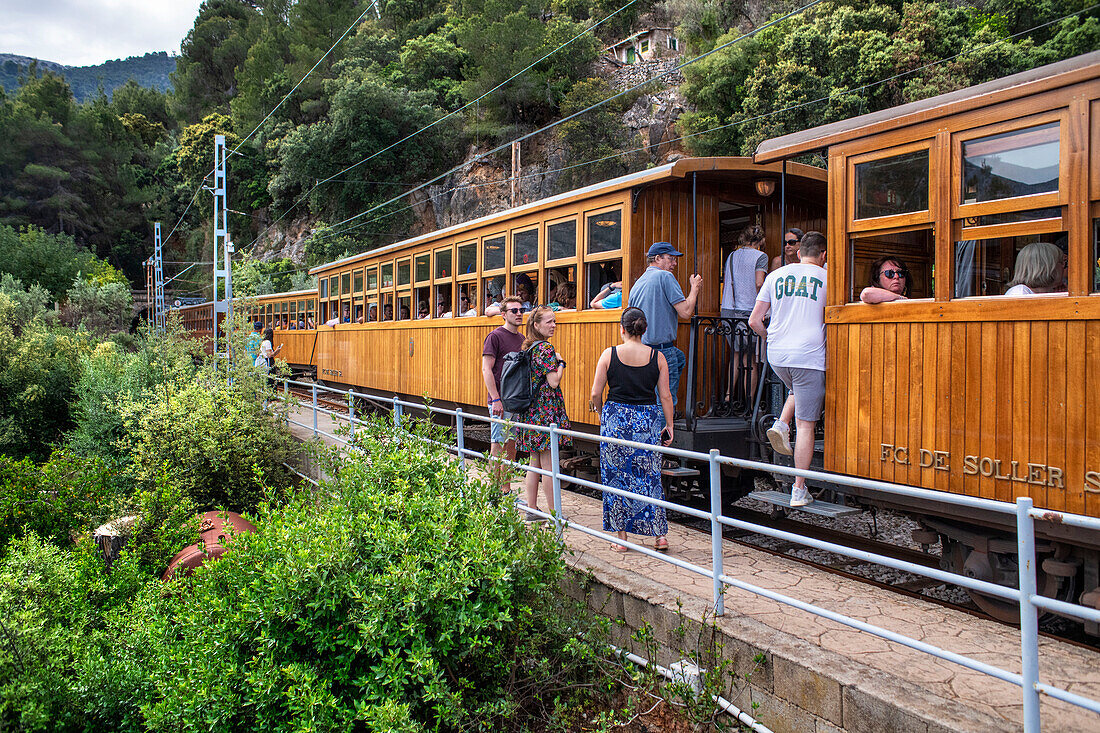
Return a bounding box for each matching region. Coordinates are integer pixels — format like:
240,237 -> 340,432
627,241 -> 702,407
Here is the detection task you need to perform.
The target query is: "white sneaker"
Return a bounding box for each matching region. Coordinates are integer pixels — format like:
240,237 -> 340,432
790,485 -> 814,507
766,421 -> 793,456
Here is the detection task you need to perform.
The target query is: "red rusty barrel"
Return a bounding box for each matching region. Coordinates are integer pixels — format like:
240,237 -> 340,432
162,510 -> 257,581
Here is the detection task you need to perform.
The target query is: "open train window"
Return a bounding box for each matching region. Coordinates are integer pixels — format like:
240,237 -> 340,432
587,260 -> 622,306
398,295 -> 411,320
434,283 -> 452,317
547,218 -> 577,262
483,274 -> 505,313
954,231 -> 1068,297
483,234 -> 505,272
458,283 -> 477,317
587,209 -> 622,254
512,227 -> 538,268
354,298 -> 363,323
366,300 -> 378,323
414,286 -> 430,318
849,228 -> 934,301
512,271 -> 537,309
458,241 -> 477,275
961,121 -> 1059,205
381,293 -> 394,321
546,265 -> 577,309
319,302 -> 328,324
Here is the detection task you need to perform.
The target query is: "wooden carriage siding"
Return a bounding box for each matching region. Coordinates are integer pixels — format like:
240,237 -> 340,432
305,157 -> 826,419
756,51 -> 1100,516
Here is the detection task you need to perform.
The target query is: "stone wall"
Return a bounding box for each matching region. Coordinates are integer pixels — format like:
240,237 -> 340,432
608,57 -> 684,93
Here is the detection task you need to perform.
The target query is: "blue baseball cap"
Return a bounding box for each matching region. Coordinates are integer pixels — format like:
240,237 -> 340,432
253,321 -> 264,330
647,241 -> 683,257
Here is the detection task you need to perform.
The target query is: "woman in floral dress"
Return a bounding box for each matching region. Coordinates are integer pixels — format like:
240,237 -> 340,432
588,307 -> 673,551
516,306 -> 571,518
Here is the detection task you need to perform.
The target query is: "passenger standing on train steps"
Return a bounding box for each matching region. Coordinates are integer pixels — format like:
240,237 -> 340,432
481,295 -> 526,487
771,228 -> 803,272
627,242 -> 702,408
722,224 -> 769,401
749,230 -> 827,508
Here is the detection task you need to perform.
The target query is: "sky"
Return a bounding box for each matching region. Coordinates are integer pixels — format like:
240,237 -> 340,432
0,0 -> 204,67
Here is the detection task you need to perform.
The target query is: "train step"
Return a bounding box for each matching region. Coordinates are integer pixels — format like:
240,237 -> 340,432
748,490 -> 860,518
661,465 -> 700,478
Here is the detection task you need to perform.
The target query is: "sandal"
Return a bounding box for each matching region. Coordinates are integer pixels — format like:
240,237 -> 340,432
611,543 -> 630,552
654,537 -> 669,552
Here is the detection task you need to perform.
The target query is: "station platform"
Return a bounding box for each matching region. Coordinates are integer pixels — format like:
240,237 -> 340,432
285,405 -> 1100,732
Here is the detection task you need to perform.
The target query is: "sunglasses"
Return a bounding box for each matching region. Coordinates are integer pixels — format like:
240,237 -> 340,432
784,238 -> 800,245
881,269 -> 909,279
505,308 -> 522,314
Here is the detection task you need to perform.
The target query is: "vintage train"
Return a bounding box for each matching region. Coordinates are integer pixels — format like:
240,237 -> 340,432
176,51 -> 1100,630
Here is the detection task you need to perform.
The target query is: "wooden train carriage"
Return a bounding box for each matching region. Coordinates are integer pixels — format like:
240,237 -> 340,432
309,157 -> 826,428
175,302 -> 217,355
245,290 -> 318,373
755,53 -> 1100,522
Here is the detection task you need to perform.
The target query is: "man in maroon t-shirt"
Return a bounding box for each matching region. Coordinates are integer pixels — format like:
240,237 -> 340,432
481,295 -> 525,480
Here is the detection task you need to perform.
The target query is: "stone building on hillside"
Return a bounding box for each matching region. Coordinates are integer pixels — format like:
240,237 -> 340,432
606,27 -> 681,64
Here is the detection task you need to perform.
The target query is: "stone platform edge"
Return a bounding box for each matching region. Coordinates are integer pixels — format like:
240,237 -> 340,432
561,557 -> 1018,733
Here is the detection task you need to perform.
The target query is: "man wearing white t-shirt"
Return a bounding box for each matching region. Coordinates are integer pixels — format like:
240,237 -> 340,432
749,231 -> 827,507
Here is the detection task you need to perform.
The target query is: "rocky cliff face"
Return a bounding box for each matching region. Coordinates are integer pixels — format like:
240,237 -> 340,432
254,64 -> 688,262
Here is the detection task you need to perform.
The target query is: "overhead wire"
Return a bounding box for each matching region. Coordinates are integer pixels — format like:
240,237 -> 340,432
324,2 -> 1097,241
237,0 -> 643,256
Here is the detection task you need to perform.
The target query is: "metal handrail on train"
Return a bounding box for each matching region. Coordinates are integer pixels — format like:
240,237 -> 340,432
277,377 -> 1100,730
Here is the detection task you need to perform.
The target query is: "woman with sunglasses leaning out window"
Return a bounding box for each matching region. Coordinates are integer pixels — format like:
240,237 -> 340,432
860,255 -> 912,303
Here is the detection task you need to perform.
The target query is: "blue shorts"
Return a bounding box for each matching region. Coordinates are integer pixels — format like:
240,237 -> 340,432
490,410 -> 515,445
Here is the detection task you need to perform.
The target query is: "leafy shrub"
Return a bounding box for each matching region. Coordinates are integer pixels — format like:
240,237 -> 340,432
122,374 -> 296,512
59,277 -> 134,335
135,418 -> 606,731
0,451 -> 121,551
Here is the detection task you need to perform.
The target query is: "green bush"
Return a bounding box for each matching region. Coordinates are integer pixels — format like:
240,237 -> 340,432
134,418 -> 605,731
0,451 -> 121,551
122,374 -> 296,512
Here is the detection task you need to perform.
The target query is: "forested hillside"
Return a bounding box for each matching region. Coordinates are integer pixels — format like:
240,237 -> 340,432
0,0 -> 1095,292
0,52 -> 176,102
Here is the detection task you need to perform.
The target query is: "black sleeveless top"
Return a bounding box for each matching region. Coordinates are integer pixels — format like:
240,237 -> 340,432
607,346 -> 659,405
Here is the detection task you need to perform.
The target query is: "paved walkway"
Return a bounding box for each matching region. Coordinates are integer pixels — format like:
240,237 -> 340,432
286,405 -> 1100,731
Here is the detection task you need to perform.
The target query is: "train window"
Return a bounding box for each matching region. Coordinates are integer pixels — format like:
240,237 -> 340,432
458,283 -> 477,316
319,279 -> 328,299
483,235 -> 505,271
366,300 -> 378,323
1093,218 -> 1100,293
547,219 -> 577,261
354,299 -> 363,323
513,228 -> 538,267
854,149 -> 929,220
397,258 -> 411,287
281,302 -> 288,314
340,298 -> 352,322
962,122 -> 1059,205
966,207 -> 1061,227
546,265 -> 577,309
435,247 -> 452,279
353,269 -> 363,293
329,276 -> 339,297
398,295 -> 411,320
483,274 -> 505,313
512,272 -> 537,308
381,262 -> 394,288
415,253 -> 430,283
587,210 -> 622,254
953,232 -> 1067,297
458,241 -> 477,275
366,267 -> 378,292
849,228 -> 934,301
341,272 -> 351,295
381,293 -> 394,321
320,302 -> 328,323
413,286 -> 430,318
587,260 -> 622,305
434,284 -> 452,317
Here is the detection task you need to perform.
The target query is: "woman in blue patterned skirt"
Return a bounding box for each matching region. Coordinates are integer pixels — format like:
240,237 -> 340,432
589,307 -> 674,552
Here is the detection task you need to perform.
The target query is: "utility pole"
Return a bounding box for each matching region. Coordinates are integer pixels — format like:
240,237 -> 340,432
510,141 -> 521,207
154,222 -> 165,330
211,135 -> 233,372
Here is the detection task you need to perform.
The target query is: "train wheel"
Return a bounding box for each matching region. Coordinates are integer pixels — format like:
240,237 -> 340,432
945,539 -> 1075,625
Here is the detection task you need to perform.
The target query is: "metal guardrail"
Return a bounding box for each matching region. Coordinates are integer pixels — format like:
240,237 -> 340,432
277,377 -> 1100,730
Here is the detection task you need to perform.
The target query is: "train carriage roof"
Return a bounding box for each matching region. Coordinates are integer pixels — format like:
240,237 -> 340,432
310,156 -> 826,275
754,51 -> 1100,163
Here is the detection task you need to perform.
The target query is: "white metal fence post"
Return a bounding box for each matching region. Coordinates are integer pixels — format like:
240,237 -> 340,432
1016,497 -> 1041,732
311,383 -> 318,436
709,449 -> 725,616
550,423 -> 562,537
455,408 -> 466,469
347,391 -> 356,439
393,396 -> 402,427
